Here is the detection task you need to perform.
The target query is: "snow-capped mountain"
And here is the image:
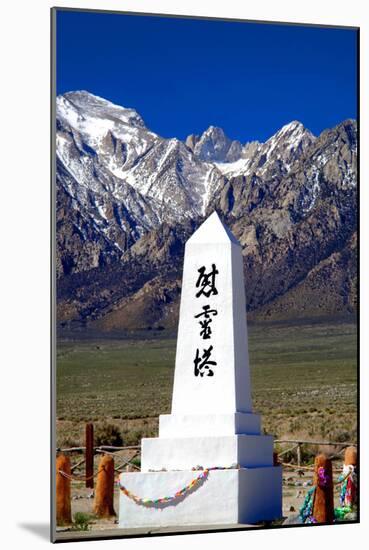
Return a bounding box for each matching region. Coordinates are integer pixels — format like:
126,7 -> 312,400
57,91 -> 224,222
56,91 -> 357,328
56,91 -> 227,274
186,125 -> 243,162
214,121 -> 315,178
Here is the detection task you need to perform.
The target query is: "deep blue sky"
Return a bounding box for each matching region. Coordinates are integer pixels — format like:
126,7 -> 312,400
56,10 -> 357,143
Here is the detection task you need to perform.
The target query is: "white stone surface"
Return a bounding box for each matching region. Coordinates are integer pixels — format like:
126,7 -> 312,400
141,435 -> 274,472
238,467 -> 283,524
171,212 -> 252,415
118,212 -> 283,528
119,467 -> 282,528
158,412 -> 261,438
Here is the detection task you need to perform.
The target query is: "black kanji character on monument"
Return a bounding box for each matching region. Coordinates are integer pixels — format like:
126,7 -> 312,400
193,345 -> 217,377
194,305 -> 218,339
194,305 -> 218,319
198,319 -> 212,339
195,264 -> 219,298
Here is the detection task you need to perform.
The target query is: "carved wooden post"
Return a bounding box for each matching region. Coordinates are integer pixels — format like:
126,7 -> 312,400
94,455 -> 116,518
85,423 -> 94,489
344,446 -> 357,468
312,454 -> 334,523
56,454 -> 72,525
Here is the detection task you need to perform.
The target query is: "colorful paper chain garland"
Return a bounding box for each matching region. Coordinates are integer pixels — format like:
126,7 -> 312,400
120,462 -> 358,516
118,465 -> 237,507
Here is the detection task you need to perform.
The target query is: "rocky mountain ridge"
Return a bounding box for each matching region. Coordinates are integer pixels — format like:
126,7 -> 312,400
56,91 -> 357,329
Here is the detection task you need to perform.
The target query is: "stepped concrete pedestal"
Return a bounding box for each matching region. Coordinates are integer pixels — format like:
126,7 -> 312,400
119,468 -> 282,528
119,212 -> 282,528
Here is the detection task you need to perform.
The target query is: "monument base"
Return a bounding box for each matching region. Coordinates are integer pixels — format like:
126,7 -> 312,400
141,434 -> 274,471
119,466 -> 282,528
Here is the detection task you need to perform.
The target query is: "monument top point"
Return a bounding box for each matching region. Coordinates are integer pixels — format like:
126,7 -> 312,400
187,211 -> 241,247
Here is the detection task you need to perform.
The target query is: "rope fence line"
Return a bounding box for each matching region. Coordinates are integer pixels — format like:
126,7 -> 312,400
55,428 -> 358,527
57,437 -> 142,487
58,461 -> 352,486
59,469 -> 96,482
279,461 -> 344,474
58,467 -> 350,485
57,458 -> 355,524
274,439 -> 357,468
274,439 -> 356,446
56,426 -> 357,496
278,462 -> 352,485
57,445 -> 141,453
59,459 -> 122,482
57,438 -> 357,478
59,450 -> 141,480
58,440 -> 355,454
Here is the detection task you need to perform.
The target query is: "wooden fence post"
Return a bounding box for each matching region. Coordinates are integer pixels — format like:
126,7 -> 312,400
85,423 -> 94,489
56,454 -> 72,525
297,443 -> 302,467
312,454 -> 334,523
94,455 -> 116,518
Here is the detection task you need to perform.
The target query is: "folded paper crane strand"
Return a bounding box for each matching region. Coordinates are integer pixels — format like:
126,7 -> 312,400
118,465 -> 238,506
299,487 -> 317,523
334,464 -> 357,520
338,464 -> 357,508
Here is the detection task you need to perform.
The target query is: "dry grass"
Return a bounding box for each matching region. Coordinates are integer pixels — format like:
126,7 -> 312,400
56,317 -> 357,449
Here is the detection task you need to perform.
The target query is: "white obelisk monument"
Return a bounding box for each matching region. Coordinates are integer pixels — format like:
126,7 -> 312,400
119,212 -> 282,528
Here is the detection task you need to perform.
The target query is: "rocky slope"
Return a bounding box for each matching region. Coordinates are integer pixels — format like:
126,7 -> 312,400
56,91 -> 225,277
56,91 -> 357,330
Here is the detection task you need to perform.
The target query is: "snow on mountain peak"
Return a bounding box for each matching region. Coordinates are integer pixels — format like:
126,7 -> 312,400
261,120 -> 316,165
58,91 -> 146,130
214,121 -> 316,178
193,125 -> 243,163
55,92 -> 357,286
64,90 -> 112,106
272,120 -> 315,146
203,125 -> 225,137
56,91 -> 227,225
56,90 -> 353,237
56,91 -> 160,177
280,120 -> 305,132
